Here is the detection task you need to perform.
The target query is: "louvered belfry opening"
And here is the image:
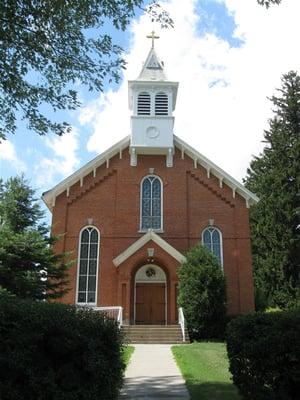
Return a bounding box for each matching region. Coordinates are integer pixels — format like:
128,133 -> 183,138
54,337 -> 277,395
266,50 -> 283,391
155,92 -> 168,115
137,92 -> 151,115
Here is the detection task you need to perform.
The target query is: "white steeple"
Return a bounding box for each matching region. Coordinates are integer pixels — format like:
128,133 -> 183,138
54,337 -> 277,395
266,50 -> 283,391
128,33 -> 179,167
137,48 -> 167,81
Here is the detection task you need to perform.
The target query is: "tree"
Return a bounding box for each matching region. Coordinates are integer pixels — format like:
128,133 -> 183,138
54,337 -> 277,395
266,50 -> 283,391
0,175 -> 70,299
245,71 -> 300,309
0,173 -> 44,232
257,0 -> 282,7
0,1 -> 172,140
178,244 -> 226,339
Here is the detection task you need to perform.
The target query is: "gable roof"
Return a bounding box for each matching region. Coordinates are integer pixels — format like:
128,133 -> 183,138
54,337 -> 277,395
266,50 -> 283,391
42,135 -> 130,210
113,230 -> 186,267
42,135 -> 259,211
174,136 -> 259,207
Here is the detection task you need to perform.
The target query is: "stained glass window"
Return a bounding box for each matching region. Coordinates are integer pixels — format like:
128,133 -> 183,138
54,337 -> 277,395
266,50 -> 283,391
141,176 -> 162,230
77,227 -> 99,304
202,227 -> 223,267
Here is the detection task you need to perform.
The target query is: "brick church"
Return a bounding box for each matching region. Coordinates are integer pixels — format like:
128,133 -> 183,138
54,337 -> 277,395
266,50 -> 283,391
43,36 -> 258,326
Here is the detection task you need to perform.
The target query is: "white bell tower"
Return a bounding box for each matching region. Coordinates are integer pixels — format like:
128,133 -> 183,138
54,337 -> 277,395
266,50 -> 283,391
128,32 -> 179,167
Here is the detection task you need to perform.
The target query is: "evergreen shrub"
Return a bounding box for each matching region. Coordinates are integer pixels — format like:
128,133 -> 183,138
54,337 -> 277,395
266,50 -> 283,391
226,310 -> 300,400
0,297 -> 124,400
178,244 -> 227,340
254,286 -> 269,311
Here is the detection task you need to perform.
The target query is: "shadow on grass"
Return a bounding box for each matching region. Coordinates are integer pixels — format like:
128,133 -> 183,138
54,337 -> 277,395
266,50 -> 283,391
186,380 -> 241,400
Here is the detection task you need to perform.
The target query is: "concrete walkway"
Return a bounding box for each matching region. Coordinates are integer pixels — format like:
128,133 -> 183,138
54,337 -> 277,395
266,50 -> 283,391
119,344 -> 190,399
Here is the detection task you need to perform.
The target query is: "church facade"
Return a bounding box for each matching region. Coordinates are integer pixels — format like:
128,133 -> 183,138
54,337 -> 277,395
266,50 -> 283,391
43,39 -> 258,325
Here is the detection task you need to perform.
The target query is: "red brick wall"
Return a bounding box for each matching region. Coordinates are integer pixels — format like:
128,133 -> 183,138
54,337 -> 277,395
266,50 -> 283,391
51,146 -> 254,321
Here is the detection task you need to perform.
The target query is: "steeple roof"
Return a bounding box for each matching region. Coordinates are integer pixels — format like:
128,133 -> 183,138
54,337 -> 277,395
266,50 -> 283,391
137,47 -> 167,81
128,39 -> 178,110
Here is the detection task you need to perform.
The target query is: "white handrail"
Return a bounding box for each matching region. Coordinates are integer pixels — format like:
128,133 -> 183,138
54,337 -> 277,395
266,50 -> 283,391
117,307 -> 123,326
178,307 -> 186,342
93,306 -> 123,327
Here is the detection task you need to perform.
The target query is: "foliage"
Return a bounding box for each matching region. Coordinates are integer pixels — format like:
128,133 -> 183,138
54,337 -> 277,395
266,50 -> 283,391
226,310 -> 300,400
122,346 -> 135,367
0,1 -> 172,140
254,286 -> 269,311
257,0 -> 282,7
0,173 -> 44,232
178,244 -> 227,340
245,71 -> 300,309
172,342 -> 241,400
0,285 -> 15,298
0,297 -> 125,400
0,175 -> 69,299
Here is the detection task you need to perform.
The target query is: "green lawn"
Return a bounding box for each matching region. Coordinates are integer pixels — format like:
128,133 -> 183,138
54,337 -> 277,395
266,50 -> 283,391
172,342 -> 241,400
122,345 -> 134,367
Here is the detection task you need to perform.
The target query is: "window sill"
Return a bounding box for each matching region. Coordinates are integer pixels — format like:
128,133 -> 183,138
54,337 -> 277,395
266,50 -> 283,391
76,303 -> 97,307
138,229 -> 164,234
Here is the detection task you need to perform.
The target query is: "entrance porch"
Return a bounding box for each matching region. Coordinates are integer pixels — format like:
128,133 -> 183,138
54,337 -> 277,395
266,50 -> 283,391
112,230 -> 186,326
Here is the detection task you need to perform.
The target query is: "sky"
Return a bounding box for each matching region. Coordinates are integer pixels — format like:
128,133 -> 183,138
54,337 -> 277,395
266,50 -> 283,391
1,0 -> 300,220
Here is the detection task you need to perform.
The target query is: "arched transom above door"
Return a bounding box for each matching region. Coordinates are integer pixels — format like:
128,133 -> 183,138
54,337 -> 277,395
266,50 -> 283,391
135,264 -> 166,283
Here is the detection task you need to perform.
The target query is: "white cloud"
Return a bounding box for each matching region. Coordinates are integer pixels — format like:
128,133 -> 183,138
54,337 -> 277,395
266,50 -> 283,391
0,140 -> 27,173
45,129 -> 79,176
35,129 -> 80,186
79,0 -> 300,182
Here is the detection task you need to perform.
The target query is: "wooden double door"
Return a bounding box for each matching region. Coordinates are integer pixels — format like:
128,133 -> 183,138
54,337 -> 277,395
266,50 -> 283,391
135,283 -> 166,325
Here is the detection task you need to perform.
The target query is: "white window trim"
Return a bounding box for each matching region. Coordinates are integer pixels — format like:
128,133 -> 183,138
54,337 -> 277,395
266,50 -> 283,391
139,175 -> 163,233
135,90 -> 170,117
154,91 -> 169,116
76,225 -> 100,306
201,226 -> 224,269
136,91 -> 151,116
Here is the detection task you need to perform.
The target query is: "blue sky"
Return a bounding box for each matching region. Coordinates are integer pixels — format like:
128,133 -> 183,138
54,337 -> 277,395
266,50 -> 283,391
1,0 -> 300,223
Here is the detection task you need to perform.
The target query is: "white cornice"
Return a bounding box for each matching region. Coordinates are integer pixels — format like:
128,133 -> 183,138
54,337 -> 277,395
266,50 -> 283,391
174,135 -> 259,206
42,134 -> 259,212
113,230 -> 186,267
42,135 -> 131,211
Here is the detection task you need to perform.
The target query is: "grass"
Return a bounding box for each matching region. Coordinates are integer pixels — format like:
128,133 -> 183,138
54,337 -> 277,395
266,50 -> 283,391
172,342 -> 241,400
122,345 -> 134,367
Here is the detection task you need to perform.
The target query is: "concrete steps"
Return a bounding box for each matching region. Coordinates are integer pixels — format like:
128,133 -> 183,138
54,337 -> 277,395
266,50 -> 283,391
122,325 -> 190,344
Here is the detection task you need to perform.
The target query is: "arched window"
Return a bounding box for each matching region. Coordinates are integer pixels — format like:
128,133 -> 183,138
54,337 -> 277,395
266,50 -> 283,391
155,92 -> 168,115
77,226 -> 99,305
141,176 -> 162,230
202,227 -> 223,267
137,92 -> 151,115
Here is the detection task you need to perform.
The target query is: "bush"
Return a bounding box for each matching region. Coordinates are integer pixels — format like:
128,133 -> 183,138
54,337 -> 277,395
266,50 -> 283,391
254,286 -> 269,311
178,244 -> 227,340
226,310 -> 300,400
0,298 -> 125,400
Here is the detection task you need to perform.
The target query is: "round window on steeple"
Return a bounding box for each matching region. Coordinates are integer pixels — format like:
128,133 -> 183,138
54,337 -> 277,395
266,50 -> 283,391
155,92 -> 168,115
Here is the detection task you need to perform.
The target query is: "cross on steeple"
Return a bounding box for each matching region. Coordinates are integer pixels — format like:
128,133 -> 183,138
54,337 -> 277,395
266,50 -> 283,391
146,31 -> 160,49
